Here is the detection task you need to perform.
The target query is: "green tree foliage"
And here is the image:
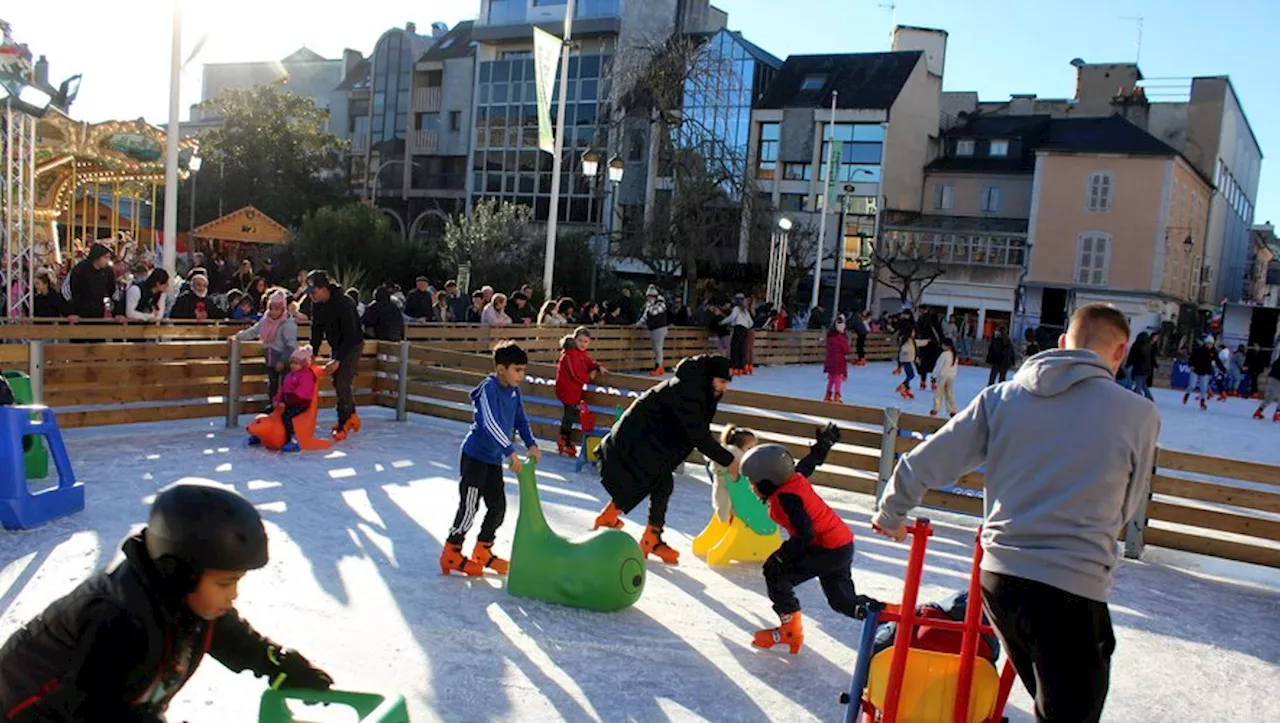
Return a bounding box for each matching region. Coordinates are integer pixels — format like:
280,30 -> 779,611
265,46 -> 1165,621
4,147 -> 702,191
442,198 -> 537,293
185,83 -> 346,230
292,203 -> 437,290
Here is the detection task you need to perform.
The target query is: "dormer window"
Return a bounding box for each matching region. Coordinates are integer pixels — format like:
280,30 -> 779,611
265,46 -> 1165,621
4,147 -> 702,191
956,139 -> 975,156
989,139 -> 1009,156
800,74 -> 827,92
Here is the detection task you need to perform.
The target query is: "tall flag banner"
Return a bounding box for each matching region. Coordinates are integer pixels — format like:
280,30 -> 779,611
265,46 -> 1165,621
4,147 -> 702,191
826,141 -> 844,203
533,27 -> 561,154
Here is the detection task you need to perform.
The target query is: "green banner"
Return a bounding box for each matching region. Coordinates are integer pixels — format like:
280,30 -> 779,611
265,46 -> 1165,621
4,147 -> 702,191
533,27 -> 561,155
826,141 -> 844,203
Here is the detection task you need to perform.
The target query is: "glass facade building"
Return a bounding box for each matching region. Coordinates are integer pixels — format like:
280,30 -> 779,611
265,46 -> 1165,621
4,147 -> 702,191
471,50 -> 612,222
371,30 -> 416,155
679,29 -> 779,199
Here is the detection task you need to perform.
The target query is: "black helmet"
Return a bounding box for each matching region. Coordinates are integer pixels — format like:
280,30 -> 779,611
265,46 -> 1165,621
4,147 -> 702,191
741,443 -> 796,494
145,483 -> 269,582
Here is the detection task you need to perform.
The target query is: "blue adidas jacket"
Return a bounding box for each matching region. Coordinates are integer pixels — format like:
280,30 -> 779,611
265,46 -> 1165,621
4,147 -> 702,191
461,375 -> 538,465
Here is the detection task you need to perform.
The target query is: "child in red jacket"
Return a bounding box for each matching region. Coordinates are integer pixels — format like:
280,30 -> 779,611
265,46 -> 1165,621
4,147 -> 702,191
554,326 -> 606,456
741,437 -> 867,654
274,345 -> 318,453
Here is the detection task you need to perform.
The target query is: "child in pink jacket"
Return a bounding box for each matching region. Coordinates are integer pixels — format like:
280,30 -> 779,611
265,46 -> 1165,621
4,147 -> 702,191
275,345 -> 318,452
824,316 -> 852,403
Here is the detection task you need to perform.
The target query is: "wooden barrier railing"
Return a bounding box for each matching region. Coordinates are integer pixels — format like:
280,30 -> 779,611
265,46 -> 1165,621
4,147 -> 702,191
379,343 -> 1280,570
5,335 -> 1273,569
0,319 -> 898,372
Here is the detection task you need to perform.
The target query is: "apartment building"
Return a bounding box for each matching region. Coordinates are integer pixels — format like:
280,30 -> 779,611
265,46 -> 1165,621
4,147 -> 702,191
748,26 -> 946,310
188,48 -> 349,137
948,61 -> 1263,306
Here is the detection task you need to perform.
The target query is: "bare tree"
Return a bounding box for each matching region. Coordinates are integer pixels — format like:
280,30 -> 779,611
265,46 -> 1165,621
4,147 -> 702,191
866,232 -> 946,308
610,33 -> 774,293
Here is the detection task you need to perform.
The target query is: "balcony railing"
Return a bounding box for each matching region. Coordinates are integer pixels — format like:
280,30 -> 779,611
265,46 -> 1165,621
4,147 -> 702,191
351,133 -> 368,154
411,130 -> 440,154
413,86 -> 442,113
881,230 -> 1028,268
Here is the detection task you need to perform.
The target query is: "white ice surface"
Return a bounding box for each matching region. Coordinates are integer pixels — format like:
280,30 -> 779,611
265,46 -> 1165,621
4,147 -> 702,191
1,372 -> 1277,722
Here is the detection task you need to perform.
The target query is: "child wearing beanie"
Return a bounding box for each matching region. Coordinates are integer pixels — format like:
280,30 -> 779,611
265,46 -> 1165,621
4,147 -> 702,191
234,288 -> 298,408
270,345 -> 317,452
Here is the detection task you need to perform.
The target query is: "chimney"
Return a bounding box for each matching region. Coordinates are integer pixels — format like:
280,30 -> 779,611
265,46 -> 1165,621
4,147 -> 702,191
1008,94 -> 1036,116
34,55 -> 48,85
405,22 -> 416,35
431,22 -> 448,38
342,49 -> 363,76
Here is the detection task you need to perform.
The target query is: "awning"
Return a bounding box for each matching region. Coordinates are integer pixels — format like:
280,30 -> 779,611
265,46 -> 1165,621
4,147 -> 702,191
191,205 -> 288,244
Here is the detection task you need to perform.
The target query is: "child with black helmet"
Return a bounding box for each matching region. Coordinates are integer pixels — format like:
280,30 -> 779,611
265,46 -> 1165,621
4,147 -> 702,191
741,424 -> 867,655
0,482 -> 332,721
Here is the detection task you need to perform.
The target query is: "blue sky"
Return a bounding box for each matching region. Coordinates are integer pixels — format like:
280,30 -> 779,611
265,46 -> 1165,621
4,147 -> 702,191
9,0 -> 1274,223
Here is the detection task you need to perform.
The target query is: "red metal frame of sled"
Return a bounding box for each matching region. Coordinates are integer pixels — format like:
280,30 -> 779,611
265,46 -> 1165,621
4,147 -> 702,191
854,518 -> 1018,723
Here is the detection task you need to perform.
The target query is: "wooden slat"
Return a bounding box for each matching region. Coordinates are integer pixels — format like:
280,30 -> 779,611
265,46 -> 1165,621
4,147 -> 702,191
1156,448 -> 1280,487
0,345 -> 27,364
59,402 -> 226,428
1145,527 -> 1280,569
44,341 -> 229,363
1148,501 -> 1280,542
1151,474 -> 1280,514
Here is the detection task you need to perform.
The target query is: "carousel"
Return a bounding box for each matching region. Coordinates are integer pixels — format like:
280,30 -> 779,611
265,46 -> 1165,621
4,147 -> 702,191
2,18 -> 197,317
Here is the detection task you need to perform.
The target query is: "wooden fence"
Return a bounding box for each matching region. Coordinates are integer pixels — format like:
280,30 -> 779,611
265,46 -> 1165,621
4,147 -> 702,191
0,319 -> 898,371
3,334 -> 1275,569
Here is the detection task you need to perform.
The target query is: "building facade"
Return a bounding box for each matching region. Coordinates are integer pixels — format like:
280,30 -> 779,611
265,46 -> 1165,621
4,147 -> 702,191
190,48 -> 349,137
947,61 -> 1263,306
1021,116 -> 1213,337
750,26 -> 946,311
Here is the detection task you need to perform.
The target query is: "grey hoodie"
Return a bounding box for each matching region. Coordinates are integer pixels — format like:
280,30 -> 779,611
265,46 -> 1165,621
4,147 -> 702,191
874,349 -> 1160,602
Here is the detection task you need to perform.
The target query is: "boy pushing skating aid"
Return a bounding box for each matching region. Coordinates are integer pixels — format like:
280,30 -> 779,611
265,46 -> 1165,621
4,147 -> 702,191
741,430 -> 867,655
0,483 -> 332,721
441,341 -> 542,577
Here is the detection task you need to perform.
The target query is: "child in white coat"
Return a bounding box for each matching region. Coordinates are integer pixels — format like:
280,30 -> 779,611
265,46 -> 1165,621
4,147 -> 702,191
931,338 -> 959,417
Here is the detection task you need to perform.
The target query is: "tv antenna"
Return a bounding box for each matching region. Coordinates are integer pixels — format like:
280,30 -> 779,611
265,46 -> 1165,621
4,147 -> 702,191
1120,15 -> 1144,64
879,2 -> 896,49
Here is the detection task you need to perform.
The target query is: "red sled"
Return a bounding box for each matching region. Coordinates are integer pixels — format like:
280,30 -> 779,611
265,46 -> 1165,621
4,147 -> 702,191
841,519 -> 1017,723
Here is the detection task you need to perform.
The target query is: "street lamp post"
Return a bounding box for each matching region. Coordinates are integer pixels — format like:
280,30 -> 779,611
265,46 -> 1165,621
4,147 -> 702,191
187,155 -> 202,232
581,149 -> 624,301
766,217 -> 793,309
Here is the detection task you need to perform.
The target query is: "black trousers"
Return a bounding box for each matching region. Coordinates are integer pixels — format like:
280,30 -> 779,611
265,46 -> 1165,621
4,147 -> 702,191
266,362 -> 285,402
855,332 -> 866,360
988,366 -> 1010,385
281,404 -> 308,442
447,452 -> 507,545
600,455 -> 673,529
333,345 -> 362,425
730,326 -> 749,369
559,403 -> 579,437
980,571 -> 1115,723
764,542 -> 861,618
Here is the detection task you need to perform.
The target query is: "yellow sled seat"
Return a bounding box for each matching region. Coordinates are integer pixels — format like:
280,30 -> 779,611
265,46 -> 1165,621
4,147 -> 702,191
692,515 -> 781,566
865,648 -> 1000,723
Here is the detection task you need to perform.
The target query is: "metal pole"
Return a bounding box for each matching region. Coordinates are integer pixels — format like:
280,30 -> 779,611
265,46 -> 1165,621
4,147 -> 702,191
541,0 -> 577,298
876,405 -> 900,506
396,339 -> 411,421
189,168 -> 197,232
810,90 -> 838,312
832,197 -> 848,317
162,0 -> 182,282
226,337 -> 242,428
29,340 -> 44,404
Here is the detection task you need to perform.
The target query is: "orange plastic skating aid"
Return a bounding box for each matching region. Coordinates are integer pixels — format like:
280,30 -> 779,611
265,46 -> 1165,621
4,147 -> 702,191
753,612 -> 804,655
440,543 -> 483,576
593,502 -> 625,530
640,525 -> 679,564
471,541 -> 509,575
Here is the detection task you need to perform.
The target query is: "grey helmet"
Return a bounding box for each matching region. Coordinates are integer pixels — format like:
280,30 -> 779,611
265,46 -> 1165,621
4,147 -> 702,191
741,443 -> 796,491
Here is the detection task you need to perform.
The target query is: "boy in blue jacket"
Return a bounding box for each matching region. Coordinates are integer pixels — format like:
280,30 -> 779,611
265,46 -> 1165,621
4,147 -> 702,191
441,341 -> 542,576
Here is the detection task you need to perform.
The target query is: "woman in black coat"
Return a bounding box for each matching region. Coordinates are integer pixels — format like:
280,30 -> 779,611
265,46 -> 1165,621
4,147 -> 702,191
594,355 -> 737,564
986,326 -> 1016,385
1125,331 -> 1157,400
361,285 -> 406,342
32,270 -> 75,319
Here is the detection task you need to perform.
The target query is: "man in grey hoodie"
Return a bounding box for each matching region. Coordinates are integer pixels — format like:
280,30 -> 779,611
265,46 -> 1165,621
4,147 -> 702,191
872,303 -> 1160,723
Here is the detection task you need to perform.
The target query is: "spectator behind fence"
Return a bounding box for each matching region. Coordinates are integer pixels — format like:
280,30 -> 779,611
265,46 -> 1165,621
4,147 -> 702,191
69,243 -> 116,319
557,297 -> 577,325
537,299 -> 565,327
124,269 -> 171,321
481,293 -> 512,326
170,273 -> 225,321
404,276 -> 433,322
236,259 -> 254,292
33,270 -> 76,320
432,290 -> 455,323
362,285 -> 406,341
465,290 -> 484,323
445,280 -> 469,322
508,292 -> 535,326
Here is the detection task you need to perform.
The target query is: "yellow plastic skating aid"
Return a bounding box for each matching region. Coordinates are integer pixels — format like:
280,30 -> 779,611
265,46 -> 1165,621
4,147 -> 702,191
693,515 -> 781,566
692,515 -> 732,557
